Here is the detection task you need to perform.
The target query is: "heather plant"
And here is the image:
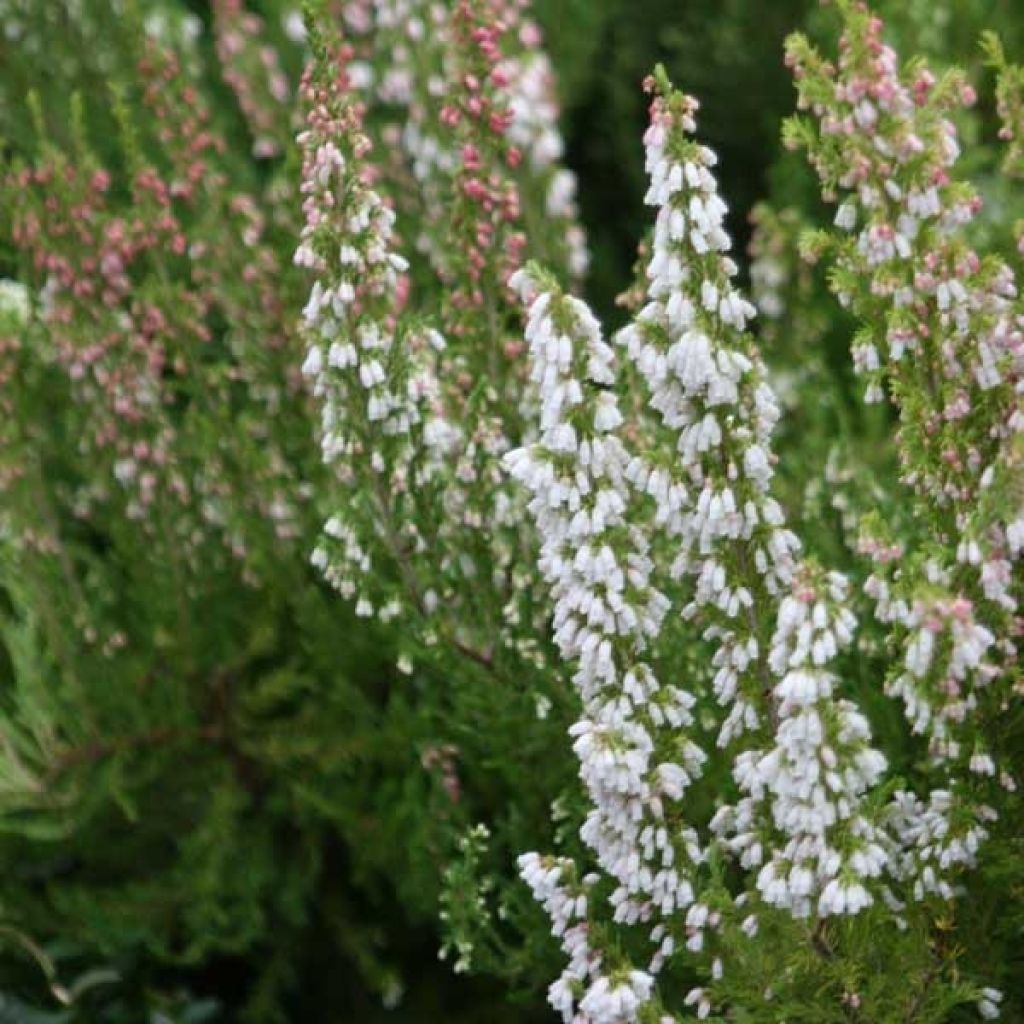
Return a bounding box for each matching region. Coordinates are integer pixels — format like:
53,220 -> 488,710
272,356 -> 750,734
1,0 -> 1024,1022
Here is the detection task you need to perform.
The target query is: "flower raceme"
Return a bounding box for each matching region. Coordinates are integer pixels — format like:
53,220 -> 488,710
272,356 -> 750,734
785,0 -> 1022,915
507,264 -> 704,1020
786,2 -> 1023,783
336,0 -> 586,302
297,30 -> 460,627
620,80 -> 890,926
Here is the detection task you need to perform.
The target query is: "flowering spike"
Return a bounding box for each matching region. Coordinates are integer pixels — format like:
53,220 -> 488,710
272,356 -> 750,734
620,74 -> 889,927
297,30 -> 456,624
506,264 -> 704,1021
787,6 -> 1022,883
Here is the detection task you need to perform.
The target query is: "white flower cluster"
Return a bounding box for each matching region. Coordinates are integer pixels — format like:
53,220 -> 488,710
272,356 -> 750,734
977,987 -> 1005,1021
814,22 -> 1024,723
296,3 -> 594,677
506,265 -> 705,1021
144,8 -> 203,48
518,855 -> 627,1022
0,279 -> 29,324
856,550 -> 1004,902
297,81 -> 457,620
366,0 -> 456,265
616,92 -> 801,755
792,14 -> 1024,919
297,136 -> 410,439
884,788 -> 995,904
869,568 -> 997,765
749,246 -> 786,320
720,572 -> 888,919
619,100 -> 887,924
